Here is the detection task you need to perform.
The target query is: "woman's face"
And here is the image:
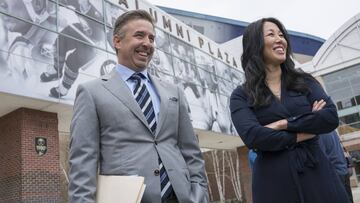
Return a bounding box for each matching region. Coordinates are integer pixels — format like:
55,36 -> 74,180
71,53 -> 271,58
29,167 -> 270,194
262,21 -> 287,68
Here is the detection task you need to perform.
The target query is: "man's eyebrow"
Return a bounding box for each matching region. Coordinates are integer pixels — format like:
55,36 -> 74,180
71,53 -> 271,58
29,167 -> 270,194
134,31 -> 145,34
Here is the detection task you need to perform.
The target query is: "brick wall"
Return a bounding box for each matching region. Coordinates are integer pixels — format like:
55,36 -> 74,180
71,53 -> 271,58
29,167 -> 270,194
0,108 -> 61,203
0,108 -> 22,202
237,146 -> 253,203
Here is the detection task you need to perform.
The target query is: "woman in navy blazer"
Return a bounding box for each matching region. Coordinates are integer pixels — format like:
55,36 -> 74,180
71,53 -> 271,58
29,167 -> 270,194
230,17 -> 350,203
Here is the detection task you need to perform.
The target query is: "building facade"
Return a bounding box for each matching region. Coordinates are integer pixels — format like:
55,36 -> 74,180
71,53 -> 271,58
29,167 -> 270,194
299,12 -> 360,184
1,0 -> 355,203
0,0 -> 243,202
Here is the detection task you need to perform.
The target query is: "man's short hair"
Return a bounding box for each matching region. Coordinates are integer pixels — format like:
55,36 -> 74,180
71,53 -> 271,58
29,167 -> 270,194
113,9 -> 155,38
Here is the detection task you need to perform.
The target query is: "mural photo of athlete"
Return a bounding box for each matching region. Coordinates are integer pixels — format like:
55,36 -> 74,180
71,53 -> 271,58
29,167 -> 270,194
148,28 -> 174,83
0,0 -> 56,88
0,17 -> 8,74
40,0 -> 105,98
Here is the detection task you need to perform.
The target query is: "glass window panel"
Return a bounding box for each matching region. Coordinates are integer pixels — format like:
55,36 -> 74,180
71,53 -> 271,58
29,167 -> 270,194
327,87 -> 354,102
182,84 -> 216,131
0,0 -> 56,31
170,35 -> 195,64
323,64 -> 360,108
149,49 -> 174,82
155,28 -> 170,54
197,67 -> 218,93
148,68 -> 174,84
39,34 -> 109,101
0,51 -> 58,101
214,60 -> 232,82
213,94 -> 234,135
105,26 -> 115,53
194,48 -> 216,72
218,78 -> 233,97
230,68 -> 244,86
58,5 -> 106,49
1,13 -> 58,64
352,84 -> 360,96
336,97 -> 357,110
57,34 -> 108,78
355,95 -> 360,105
324,79 -> 351,95
104,1 -> 125,27
349,76 -> 360,86
337,101 -> 344,110
59,0 -> 103,22
172,57 -> 200,86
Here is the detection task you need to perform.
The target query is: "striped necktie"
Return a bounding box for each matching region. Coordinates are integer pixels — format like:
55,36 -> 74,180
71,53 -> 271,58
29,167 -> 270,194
129,73 -> 174,200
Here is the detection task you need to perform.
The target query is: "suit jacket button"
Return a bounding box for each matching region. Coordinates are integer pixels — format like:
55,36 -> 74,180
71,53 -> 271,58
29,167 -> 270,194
154,169 -> 160,176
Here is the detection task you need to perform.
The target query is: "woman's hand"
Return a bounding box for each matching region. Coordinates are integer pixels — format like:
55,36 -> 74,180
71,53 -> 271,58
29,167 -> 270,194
265,119 -> 287,130
312,99 -> 326,112
265,100 -> 325,142
296,133 -> 316,142
295,100 -> 325,142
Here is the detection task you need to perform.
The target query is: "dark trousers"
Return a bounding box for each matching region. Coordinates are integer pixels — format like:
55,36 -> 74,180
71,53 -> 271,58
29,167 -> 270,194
339,174 -> 354,203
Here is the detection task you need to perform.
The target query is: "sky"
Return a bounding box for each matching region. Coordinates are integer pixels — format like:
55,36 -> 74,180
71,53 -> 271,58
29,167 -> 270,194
148,0 -> 360,40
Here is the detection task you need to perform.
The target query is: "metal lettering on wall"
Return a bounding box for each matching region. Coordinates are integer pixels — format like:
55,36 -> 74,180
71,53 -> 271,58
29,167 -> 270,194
35,137 -> 47,156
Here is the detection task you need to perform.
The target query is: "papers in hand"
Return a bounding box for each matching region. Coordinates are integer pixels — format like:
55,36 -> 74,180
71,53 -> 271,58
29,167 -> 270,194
96,175 -> 146,203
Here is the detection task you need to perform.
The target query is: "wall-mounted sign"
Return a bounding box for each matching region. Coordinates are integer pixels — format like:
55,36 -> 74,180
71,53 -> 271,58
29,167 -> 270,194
35,137 -> 47,156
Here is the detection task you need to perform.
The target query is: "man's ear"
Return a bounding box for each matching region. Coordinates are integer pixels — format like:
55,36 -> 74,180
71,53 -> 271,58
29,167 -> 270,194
113,34 -> 121,51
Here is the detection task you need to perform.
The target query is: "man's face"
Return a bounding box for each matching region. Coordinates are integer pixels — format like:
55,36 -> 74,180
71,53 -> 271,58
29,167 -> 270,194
0,0 -> 31,33
113,19 -> 155,72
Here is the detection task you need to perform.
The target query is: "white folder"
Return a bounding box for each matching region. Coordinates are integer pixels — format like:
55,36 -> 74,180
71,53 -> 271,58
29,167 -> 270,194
96,175 -> 146,203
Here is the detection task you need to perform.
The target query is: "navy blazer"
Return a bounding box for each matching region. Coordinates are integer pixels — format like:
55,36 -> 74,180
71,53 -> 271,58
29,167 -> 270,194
230,77 -> 339,152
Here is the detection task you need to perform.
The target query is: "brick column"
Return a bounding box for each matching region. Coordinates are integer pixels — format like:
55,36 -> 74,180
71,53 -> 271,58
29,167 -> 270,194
0,108 -> 60,203
0,107 -> 22,202
237,146 -> 253,203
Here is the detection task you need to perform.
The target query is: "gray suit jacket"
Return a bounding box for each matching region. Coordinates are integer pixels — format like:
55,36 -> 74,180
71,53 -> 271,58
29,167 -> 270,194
68,70 -> 209,203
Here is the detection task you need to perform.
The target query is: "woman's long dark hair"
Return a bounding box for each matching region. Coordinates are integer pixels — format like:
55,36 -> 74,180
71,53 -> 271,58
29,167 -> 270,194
241,17 -> 313,108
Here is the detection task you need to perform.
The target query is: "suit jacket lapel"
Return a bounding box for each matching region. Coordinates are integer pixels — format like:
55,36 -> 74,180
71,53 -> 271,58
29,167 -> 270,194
150,75 -> 170,138
102,70 -> 151,131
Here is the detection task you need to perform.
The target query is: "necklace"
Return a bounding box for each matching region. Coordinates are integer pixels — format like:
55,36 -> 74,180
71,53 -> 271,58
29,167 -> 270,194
272,90 -> 281,98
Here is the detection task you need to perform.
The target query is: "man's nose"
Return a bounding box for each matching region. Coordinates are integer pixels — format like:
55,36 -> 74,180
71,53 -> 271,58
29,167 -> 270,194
142,38 -> 154,49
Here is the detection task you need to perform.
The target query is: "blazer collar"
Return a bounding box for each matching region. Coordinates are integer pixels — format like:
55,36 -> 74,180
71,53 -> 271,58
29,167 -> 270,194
150,76 -> 170,137
101,70 -> 171,137
102,70 -> 150,132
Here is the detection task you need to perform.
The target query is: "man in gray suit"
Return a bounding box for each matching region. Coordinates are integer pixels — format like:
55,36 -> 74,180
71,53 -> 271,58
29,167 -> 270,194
68,10 -> 209,203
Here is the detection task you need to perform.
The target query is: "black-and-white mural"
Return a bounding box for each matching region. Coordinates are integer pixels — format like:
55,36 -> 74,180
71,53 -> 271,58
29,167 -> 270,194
0,0 -> 244,135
